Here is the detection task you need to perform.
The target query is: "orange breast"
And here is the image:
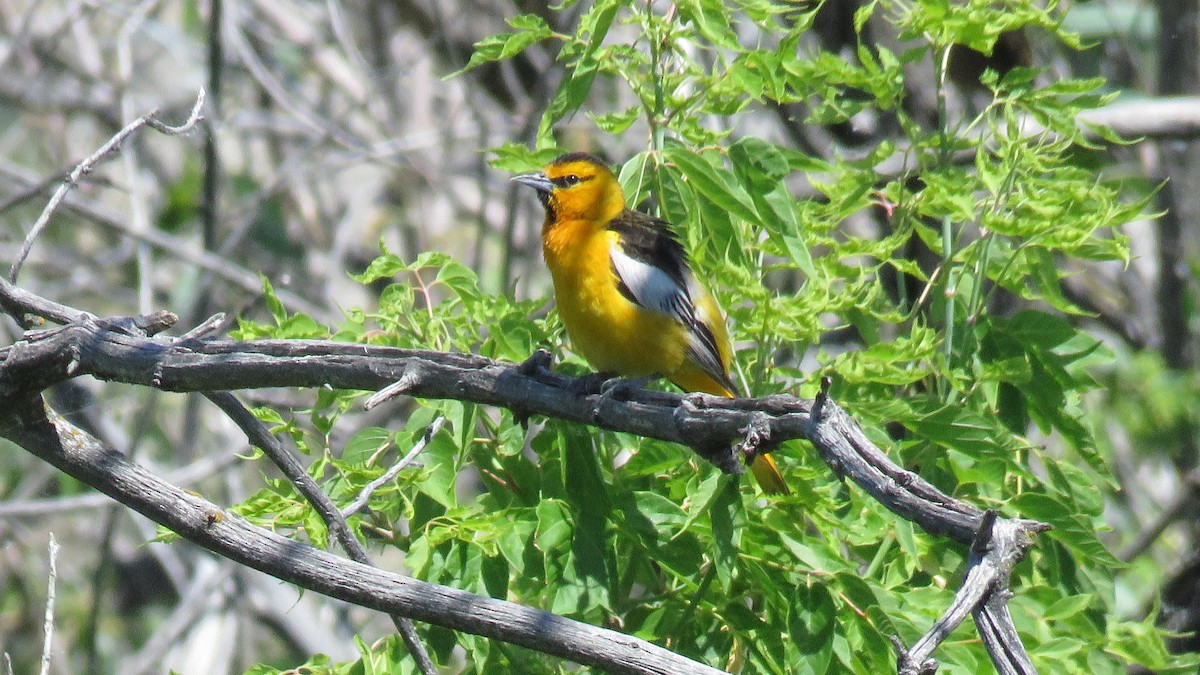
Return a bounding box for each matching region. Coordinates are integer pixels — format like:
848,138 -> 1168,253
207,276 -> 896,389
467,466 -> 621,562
543,221 -> 688,378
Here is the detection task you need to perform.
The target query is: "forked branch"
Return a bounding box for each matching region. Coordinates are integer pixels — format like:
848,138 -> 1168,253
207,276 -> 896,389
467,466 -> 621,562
0,281 -> 1051,673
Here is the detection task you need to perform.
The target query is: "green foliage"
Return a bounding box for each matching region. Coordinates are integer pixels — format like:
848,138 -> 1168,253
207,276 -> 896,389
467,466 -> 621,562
229,0 -> 1182,672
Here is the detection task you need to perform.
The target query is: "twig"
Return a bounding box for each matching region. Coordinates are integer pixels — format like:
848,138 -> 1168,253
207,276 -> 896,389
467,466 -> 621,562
893,512 -> 1049,674
0,157 -> 327,320
9,89 -> 206,284
122,562 -> 236,675
203,391 -> 437,674
0,449 -> 240,518
225,5 -> 364,150
363,366 -> 423,410
191,0 -> 223,326
975,594 -> 1035,675
116,0 -> 162,314
1119,468 -> 1200,562
342,417 -> 446,517
39,533 -> 60,675
174,313 -> 228,342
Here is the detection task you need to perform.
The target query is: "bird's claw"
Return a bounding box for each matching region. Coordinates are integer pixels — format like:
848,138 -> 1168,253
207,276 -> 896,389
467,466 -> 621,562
590,375 -> 655,422
568,371 -> 613,396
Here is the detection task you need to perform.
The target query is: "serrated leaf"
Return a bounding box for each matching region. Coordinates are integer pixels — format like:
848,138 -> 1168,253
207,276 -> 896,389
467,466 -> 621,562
665,144 -> 760,225
447,14 -> 553,78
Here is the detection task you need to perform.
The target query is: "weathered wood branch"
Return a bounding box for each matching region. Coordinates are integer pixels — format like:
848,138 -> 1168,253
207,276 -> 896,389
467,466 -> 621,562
893,512 -> 1049,674
0,397 -> 720,675
0,277 -> 1052,673
0,312 -> 1034,545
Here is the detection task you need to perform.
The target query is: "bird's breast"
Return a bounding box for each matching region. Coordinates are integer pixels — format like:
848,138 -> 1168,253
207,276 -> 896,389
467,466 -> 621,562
542,220 -> 686,377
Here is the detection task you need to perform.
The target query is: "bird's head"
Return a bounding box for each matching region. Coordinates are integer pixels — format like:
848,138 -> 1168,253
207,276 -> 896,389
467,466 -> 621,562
512,152 -> 625,225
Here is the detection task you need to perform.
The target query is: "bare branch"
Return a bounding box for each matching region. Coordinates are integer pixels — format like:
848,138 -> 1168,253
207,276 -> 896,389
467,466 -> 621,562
0,305 -> 1050,548
894,512 -> 1049,674
38,533 -> 59,675
1080,96 -> 1200,140
9,89 -> 206,284
0,398 -> 726,675
342,416 -> 446,517
0,285 -> 1053,673
203,390 -> 436,673
0,158 -> 327,320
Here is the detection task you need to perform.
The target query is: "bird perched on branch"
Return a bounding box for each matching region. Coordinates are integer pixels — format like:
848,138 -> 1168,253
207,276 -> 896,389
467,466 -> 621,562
513,151 -> 788,494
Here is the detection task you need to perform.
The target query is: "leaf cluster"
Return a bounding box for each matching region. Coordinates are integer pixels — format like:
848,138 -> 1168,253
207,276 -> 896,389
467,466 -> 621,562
241,0 -> 1184,672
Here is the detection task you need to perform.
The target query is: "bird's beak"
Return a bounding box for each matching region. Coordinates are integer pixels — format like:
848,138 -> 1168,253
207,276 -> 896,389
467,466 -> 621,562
511,171 -> 554,195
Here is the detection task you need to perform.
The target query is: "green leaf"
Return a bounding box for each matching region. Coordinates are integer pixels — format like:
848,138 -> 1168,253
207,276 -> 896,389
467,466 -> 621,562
1011,493 -> 1119,567
535,499 -> 573,554
664,144 -> 760,225
789,582 -> 836,674
709,477 -> 742,590
447,14 -> 553,78
342,427 -> 392,466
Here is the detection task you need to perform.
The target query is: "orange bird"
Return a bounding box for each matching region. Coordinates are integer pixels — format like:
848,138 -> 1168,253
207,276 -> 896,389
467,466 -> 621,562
513,152 -> 788,494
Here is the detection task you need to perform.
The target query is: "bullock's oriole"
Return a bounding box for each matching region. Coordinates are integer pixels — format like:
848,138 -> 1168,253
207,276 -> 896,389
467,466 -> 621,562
513,152 -> 788,494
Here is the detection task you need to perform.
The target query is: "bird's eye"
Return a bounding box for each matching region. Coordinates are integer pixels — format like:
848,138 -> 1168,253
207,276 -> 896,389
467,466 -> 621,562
551,173 -> 585,188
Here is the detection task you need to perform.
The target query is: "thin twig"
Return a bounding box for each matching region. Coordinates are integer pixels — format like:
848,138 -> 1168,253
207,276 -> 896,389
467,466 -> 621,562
203,391 -> 437,674
0,157 -> 327,321
225,5 -> 363,150
122,562 -> 236,675
0,449 -> 240,518
1119,468 -> 1200,562
342,417 -> 446,517
191,0 -> 223,327
9,89 -> 206,283
117,0 -> 162,315
38,533 -> 60,675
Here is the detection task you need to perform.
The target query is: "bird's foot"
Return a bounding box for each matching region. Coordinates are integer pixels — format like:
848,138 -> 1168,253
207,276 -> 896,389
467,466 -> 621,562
591,374 -> 657,422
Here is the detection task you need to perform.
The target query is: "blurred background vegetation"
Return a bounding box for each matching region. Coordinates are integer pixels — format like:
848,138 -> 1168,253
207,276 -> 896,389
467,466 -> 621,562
1,0 -> 1199,673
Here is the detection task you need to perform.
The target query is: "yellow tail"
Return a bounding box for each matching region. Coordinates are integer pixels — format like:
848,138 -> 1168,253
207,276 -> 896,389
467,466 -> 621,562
670,368 -> 790,495
750,453 -> 789,495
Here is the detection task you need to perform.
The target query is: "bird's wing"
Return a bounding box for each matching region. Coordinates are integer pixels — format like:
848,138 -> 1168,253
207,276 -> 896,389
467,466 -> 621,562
607,210 -> 735,393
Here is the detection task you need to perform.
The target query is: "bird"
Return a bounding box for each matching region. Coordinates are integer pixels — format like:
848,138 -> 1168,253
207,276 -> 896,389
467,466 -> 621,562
512,151 -> 789,494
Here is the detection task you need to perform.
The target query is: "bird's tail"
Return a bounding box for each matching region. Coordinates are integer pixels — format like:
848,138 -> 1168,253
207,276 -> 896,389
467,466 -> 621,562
750,453 -> 789,495
671,368 -> 790,495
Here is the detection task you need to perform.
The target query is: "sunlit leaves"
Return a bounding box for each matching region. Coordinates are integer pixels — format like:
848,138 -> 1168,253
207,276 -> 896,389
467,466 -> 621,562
235,0 -> 1172,671
447,14 -> 554,78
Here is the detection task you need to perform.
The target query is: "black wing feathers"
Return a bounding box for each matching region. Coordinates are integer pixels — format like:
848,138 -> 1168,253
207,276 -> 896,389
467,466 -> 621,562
607,210 -> 737,394
607,210 -> 691,297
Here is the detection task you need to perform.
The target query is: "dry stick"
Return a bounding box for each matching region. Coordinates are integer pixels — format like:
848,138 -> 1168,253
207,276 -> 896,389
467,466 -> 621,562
38,534 -> 59,675
9,89 -> 205,284
203,392 -> 437,675
0,449 -> 240,517
892,512 -> 1047,674
1118,467 -> 1200,562
0,156 -> 327,319
122,563 -> 237,675
116,0 -> 162,315
225,5 -> 363,150
342,416 -> 446,517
